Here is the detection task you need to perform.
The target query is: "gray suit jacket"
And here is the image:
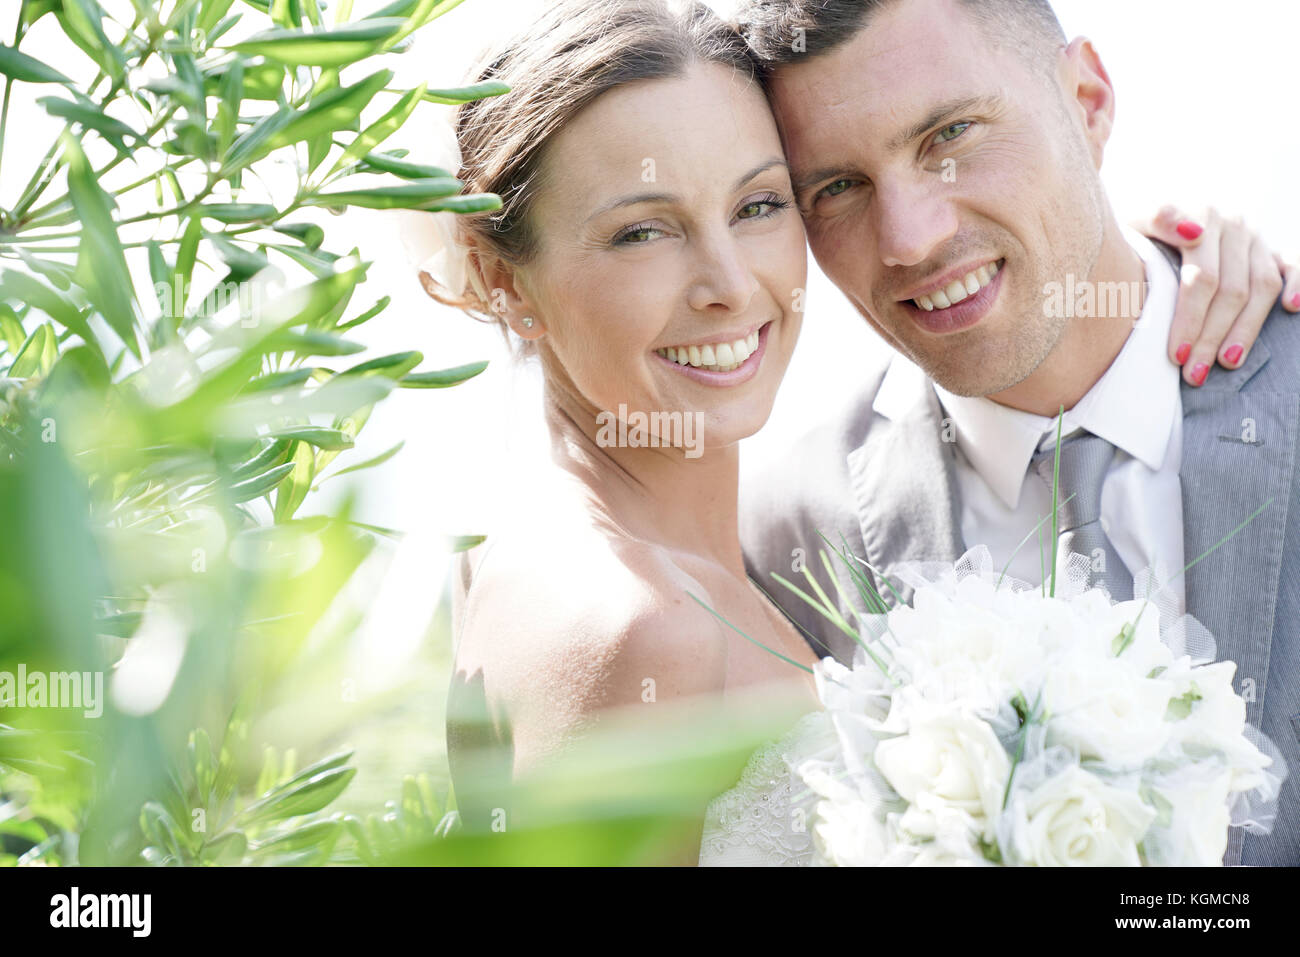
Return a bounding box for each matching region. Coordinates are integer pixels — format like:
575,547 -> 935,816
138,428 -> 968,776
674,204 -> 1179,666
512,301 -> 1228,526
740,246 -> 1300,866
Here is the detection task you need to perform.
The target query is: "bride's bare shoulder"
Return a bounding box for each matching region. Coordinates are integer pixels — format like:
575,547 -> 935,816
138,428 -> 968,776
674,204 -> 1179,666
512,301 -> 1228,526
455,516 -> 728,718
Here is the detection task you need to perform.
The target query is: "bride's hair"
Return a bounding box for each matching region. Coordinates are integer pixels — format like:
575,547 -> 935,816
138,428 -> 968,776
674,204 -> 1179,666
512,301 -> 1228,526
420,0 -> 759,340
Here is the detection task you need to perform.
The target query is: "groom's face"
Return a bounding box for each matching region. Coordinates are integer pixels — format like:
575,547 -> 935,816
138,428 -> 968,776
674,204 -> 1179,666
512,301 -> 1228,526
767,0 -> 1110,396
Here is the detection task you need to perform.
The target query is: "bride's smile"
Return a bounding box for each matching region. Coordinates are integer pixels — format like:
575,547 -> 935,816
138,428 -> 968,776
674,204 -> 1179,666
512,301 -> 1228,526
652,320 -> 770,383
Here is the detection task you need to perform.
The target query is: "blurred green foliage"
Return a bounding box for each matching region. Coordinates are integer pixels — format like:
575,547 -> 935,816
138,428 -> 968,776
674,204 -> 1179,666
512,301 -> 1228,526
0,0 -> 499,866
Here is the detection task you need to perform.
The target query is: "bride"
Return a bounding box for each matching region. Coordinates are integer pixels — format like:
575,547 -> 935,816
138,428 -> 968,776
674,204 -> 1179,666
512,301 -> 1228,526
423,0 -> 1296,865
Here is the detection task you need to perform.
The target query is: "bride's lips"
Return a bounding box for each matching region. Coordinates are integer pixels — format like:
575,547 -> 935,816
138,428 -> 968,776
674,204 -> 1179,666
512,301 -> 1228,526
902,259 -> 1006,335
652,321 -> 773,387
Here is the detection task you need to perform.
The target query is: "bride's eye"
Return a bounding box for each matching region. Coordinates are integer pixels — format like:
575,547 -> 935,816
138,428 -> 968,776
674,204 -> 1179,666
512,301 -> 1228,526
613,223 -> 664,246
932,121 -> 972,145
736,193 -> 792,221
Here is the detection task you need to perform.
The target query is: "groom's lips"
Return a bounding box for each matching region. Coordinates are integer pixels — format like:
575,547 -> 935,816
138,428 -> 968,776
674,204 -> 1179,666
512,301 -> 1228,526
901,260 -> 1006,335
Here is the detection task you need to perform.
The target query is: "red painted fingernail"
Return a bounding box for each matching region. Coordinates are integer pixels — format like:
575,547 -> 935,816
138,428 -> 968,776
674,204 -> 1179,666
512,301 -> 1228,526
1191,362 -> 1210,386
1291,292 -> 1300,309
1223,344 -> 1243,366
1175,342 -> 1192,364
1176,221 -> 1204,241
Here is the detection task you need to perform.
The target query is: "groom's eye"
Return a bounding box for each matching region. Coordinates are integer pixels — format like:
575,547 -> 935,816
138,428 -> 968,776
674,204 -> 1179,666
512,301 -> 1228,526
933,122 -> 972,145
820,179 -> 854,199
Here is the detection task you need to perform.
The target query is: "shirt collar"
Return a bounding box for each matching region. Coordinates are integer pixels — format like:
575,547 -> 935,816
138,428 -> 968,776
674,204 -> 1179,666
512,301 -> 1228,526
875,226 -> 1182,510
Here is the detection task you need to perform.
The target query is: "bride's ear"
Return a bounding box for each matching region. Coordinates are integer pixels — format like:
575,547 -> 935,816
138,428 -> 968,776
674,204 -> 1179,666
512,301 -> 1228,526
469,239 -> 546,341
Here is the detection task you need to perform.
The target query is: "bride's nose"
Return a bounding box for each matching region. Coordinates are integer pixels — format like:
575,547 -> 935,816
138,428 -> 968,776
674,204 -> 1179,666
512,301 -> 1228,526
686,231 -> 760,314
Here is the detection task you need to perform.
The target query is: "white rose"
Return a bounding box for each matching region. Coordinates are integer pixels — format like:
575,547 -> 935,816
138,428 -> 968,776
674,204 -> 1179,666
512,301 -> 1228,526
1008,766 -> 1155,866
1139,775 -> 1233,866
1043,651 -> 1174,765
873,700 -> 1010,838
810,798 -> 888,867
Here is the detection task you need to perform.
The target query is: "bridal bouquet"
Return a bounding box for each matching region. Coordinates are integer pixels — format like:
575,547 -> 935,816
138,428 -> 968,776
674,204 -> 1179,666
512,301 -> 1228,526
785,545 -> 1285,867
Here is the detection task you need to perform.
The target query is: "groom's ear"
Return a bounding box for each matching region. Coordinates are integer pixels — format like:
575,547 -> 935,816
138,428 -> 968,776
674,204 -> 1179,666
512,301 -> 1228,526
1060,37 -> 1117,170
471,242 -> 546,340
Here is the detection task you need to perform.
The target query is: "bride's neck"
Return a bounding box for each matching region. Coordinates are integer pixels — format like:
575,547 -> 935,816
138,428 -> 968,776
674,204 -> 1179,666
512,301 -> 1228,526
542,384 -> 746,574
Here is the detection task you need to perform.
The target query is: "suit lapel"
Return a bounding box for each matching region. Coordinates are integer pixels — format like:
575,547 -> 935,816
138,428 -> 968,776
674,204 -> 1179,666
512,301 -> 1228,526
846,367 -> 965,610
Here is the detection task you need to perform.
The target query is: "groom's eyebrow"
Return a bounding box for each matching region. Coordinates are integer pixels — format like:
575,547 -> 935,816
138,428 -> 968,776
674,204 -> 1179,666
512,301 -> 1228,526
583,158 -> 788,223
887,94 -> 1003,152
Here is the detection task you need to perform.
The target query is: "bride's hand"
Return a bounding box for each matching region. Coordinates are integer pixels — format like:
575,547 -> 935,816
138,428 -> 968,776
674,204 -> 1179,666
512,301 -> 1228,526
1134,205 -> 1300,387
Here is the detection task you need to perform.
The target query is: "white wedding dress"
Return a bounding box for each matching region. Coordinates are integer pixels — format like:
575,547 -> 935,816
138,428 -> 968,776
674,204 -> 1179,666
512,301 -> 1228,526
697,710 -> 837,866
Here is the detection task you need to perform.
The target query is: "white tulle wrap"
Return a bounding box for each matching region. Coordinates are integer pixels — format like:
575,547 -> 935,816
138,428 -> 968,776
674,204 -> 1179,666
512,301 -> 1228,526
793,546 -> 1287,867
395,121 -> 492,309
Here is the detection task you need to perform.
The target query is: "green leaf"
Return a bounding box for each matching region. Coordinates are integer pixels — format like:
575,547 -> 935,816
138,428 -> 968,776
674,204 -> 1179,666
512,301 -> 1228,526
200,202 -> 278,223
1165,687 -> 1202,721
272,222 -> 326,250
267,329 -> 366,357
357,151 -> 450,180
0,270 -> 92,340
320,439 -> 404,482
173,215 -> 202,320
214,56 -> 243,156
336,295 -> 390,330
270,425 -> 354,450
0,44 -> 73,84
38,96 -> 140,152
229,461 -> 296,501
421,80 -> 509,105
262,69 -> 392,156
340,350 -> 422,379
64,133 -> 140,357
399,359 -> 488,388
333,83 -> 427,175
0,303 -> 26,354
197,0 -> 239,33
228,19 -> 406,67
303,177 -> 462,210
7,323 -> 52,378
239,765 -> 356,825
1111,621 -> 1136,657
273,439 -> 315,522
419,193 -> 502,214
230,437 -> 293,480
57,0 -> 125,83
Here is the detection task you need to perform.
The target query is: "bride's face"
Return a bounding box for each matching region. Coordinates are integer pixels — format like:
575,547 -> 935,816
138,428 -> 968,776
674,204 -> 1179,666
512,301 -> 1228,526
512,61 -> 807,453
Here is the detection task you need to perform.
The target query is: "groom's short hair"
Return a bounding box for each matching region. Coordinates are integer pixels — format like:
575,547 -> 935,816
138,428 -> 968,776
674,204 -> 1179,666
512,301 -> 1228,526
739,0 -> 1067,76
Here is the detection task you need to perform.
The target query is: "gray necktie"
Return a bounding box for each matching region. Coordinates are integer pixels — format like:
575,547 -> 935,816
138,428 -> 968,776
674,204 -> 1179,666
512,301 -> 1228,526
1030,431 -> 1132,601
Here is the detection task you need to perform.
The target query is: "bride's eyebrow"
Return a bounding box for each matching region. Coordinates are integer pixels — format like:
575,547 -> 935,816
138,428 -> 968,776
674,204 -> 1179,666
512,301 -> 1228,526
582,157 -> 789,225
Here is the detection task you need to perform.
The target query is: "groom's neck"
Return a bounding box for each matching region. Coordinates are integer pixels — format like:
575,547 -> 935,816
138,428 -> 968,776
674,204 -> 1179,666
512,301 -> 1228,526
987,217 -> 1147,417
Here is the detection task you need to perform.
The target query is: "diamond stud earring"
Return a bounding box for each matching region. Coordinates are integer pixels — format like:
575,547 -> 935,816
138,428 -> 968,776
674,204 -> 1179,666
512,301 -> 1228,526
521,316 -> 534,329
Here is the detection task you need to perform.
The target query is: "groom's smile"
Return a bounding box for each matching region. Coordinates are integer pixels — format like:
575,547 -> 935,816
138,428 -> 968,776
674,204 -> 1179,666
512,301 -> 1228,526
898,257 -> 1006,335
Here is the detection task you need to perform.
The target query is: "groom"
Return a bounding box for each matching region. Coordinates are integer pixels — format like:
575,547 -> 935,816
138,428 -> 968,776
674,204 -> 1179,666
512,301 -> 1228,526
735,0 -> 1299,866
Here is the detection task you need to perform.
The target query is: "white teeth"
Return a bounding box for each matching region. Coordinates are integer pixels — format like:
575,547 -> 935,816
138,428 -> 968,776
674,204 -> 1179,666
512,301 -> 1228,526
913,261 -> 1001,312
655,328 -> 765,372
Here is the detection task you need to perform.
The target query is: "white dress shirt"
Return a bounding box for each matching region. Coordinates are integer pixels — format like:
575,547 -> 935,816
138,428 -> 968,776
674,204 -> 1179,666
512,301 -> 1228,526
873,228 -> 1186,610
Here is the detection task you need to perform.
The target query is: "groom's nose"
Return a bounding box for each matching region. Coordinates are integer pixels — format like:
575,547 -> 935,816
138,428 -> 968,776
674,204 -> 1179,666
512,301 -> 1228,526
875,178 -> 960,270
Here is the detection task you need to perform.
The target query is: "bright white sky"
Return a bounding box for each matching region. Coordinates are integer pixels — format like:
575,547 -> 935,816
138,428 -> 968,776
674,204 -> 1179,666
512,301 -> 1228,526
4,1 -> 1297,679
